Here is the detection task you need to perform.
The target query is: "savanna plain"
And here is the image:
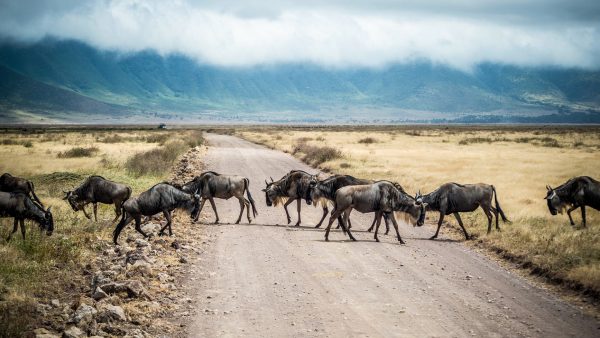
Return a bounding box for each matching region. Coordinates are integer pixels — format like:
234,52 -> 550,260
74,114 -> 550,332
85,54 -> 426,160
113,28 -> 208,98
0,125 -> 599,336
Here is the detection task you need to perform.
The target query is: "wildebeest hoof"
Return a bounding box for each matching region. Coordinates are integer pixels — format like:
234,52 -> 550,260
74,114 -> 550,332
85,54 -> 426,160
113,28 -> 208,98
295,222 -> 300,227
158,232 -> 165,237
367,228 -> 373,232
399,240 -> 406,245
350,237 -> 357,241
235,221 -> 241,224
375,238 -> 380,242
429,235 -> 437,240
314,224 -> 321,228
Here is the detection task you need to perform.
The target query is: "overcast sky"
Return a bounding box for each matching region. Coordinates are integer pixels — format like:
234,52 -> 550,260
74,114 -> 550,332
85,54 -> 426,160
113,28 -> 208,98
0,0 -> 599,70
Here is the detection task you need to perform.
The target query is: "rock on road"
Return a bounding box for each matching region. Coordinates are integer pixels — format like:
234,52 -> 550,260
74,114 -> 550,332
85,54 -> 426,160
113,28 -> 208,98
186,133 -> 598,337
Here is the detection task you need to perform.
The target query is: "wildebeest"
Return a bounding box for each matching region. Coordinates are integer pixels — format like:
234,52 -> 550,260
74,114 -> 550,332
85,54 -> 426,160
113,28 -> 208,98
64,176 -> 132,223
0,192 -> 53,241
112,183 -> 200,244
262,170 -> 317,226
545,176 -> 600,227
0,173 -> 43,207
325,181 -> 426,243
416,183 -> 509,240
308,174 -> 390,233
181,171 -> 257,224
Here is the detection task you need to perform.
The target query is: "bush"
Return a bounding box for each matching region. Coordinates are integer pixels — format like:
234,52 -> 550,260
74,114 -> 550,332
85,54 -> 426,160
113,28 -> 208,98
185,130 -> 205,148
22,141 -> 33,148
541,138 -> 561,148
57,146 -> 99,158
125,141 -> 188,176
145,133 -> 170,145
292,141 -> 342,166
358,137 -> 378,144
458,137 -> 493,145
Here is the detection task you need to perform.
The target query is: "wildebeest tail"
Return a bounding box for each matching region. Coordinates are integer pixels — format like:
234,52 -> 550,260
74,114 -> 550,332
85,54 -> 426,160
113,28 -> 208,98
492,185 -> 509,223
244,178 -> 258,218
113,207 -> 128,244
28,181 -> 44,207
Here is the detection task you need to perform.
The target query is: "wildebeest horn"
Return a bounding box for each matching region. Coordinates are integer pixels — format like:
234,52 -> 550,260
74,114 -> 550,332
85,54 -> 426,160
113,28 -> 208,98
546,185 -> 552,191
46,207 -> 52,212
265,179 -> 268,186
270,177 -> 274,182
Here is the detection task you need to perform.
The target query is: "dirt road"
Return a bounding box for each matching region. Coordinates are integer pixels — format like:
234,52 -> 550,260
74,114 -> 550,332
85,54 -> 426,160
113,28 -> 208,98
185,133 -> 598,337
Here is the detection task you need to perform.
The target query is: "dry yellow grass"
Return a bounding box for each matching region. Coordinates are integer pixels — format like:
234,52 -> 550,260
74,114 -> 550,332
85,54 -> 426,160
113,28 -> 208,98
239,126 -> 600,296
0,128 -> 204,334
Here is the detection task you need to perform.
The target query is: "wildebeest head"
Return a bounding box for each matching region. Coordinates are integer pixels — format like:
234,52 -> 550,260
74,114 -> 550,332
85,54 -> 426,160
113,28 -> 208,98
63,191 -> 84,212
262,179 -> 277,207
545,185 -> 565,215
41,206 -> 54,236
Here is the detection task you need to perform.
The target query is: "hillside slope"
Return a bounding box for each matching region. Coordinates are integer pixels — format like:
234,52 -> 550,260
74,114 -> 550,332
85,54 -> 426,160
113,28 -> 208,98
0,39 -> 599,122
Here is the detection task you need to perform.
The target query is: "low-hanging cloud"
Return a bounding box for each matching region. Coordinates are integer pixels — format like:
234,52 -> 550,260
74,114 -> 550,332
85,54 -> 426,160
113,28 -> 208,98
0,0 -> 599,71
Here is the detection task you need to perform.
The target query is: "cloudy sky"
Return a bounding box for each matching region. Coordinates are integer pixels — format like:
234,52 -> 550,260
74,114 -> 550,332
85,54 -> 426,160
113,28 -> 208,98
0,0 -> 599,70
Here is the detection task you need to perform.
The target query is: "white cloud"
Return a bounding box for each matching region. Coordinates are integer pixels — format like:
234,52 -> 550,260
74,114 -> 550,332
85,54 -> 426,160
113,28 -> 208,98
0,0 -> 599,70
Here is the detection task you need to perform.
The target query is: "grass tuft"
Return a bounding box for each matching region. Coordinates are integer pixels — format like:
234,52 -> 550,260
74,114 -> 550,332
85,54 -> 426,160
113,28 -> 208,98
57,146 -> 99,158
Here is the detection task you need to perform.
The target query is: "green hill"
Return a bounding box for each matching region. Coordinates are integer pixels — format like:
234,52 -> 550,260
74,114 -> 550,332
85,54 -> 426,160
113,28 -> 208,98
0,39 -> 598,123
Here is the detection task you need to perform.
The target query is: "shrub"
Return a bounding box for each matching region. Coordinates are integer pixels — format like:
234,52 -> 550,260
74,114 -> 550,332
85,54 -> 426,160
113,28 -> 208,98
185,130 -> 205,148
458,137 -> 493,145
125,141 -> 188,176
358,137 -> 378,144
292,141 -> 342,166
22,141 -> 33,148
57,146 -> 99,158
541,138 -> 561,148
340,162 -> 351,168
145,133 -> 170,145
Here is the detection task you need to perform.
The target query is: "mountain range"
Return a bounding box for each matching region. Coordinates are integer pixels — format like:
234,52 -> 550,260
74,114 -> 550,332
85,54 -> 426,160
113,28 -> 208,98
0,39 -> 599,123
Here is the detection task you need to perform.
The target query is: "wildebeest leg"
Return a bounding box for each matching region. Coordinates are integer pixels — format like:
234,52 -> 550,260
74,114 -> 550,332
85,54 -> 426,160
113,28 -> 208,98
283,198 -> 295,224
490,206 -> 500,230
581,205 -> 586,227
81,205 -> 92,220
566,205 -> 579,226
93,203 -> 98,222
336,209 -> 351,229
134,216 -> 148,238
325,207 -> 344,241
7,218 -> 19,241
430,212 -> 445,240
295,198 -> 302,226
383,213 -> 390,235
113,215 -> 135,244
341,208 -> 356,241
244,197 -> 252,223
194,199 -> 207,222
389,213 -> 405,244
235,197 -> 245,224
111,203 -> 121,223
159,210 -> 174,236
367,215 -> 377,232
482,206 -> 493,234
20,218 -> 26,240
315,205 -> 328,228
208,198 -> 219,224
453,213 -> 470,240
373,211 -> 383,242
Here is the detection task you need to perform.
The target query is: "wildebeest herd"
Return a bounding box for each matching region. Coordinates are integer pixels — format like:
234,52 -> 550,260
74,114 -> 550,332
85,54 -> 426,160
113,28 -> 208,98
0,170 -> 599,244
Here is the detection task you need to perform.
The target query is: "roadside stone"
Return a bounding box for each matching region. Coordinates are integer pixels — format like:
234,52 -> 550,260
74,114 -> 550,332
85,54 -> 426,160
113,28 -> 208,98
62,326 -> 84,338
124,328 -> 147,338
91,287 -> 108,301
34,328 -> 60,338
127,260 -> 153,277
97,304 -> 127,323
51,299 -> 61,308
171,240 -> 181,250
70,304 -> 96,324
135,238 -> 150,248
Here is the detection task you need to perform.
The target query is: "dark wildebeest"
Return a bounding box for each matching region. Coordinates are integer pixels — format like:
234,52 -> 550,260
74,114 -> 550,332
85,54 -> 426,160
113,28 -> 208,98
263,170 -> 317,226
0,192 -> 53,241
181,171 -> 258,224
112,183 -> 200,244
64,176 -> 132,223
545,176 -> 600,227
0,173 -> 44,207
416,183 -> 509,240
308,174 -> 391,233
325,181 -> 426,243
